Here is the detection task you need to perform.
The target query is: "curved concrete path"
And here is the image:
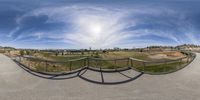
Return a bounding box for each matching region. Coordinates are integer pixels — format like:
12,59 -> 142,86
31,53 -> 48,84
0,53 -> 200,100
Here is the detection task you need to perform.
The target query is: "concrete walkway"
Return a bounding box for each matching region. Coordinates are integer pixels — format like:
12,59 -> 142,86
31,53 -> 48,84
0,53 -> 200,100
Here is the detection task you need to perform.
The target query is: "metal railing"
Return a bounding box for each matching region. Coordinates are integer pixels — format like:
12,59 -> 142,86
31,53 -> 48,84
13,51 -> 196,75
129,52 -> 196,74
16,56 -> 87,73
88,57 -> 130,70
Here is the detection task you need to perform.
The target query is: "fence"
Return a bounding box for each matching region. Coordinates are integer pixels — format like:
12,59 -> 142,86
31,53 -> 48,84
16,56 -> 87,73
129,52 -> 196,74
14,51 -> 196,74
88,57 -> 130,70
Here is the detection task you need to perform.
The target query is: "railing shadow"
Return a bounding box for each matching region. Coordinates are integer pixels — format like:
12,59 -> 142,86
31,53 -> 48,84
14,60 -> 143,84
78,67 -> 143,85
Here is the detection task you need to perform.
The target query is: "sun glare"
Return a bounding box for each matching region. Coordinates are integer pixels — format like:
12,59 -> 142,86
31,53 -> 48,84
87,22 -> 103,35
90,24 -> 102,34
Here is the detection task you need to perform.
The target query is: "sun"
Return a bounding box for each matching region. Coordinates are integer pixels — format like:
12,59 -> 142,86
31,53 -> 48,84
88,23 -> 102,34
65,14 -> 128,48
90,24 -> 102,34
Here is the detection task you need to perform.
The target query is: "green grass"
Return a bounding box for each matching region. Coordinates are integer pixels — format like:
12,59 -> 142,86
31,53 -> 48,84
39,52 -> 88,62
22,58 -> 85,72
38,51 -> 150,61
88,59 -> 130,69
27,59 -> 188,73
0,50 -> 5,53
136,61 -> 187,73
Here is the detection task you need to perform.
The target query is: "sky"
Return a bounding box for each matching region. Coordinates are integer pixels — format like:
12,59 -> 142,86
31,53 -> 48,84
0,0 -> 200,49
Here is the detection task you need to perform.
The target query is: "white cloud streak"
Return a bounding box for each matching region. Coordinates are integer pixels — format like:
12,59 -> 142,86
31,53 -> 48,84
10,4 -> 199,48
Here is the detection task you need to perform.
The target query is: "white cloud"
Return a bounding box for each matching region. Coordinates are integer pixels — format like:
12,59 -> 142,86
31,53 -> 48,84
32,32 -> 43,39
11,4 -> 199,48
8,27 -> 20,37
63,8 -> 131,48
18,5 -> 134,48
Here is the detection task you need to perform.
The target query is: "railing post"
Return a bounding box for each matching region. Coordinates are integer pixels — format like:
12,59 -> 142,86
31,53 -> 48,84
19,56 -> 21,62
164,61 -> 167,72
178,59 -> 182,69
87,58 -> 90,67
84,58 -> 86,67
69,61 -> 72,71
95,60 -> 97,68
21,56 -> 23,62
130,59 -> 133,67
28,59 -> 31,68
143,62 -> 146,72
114,60 -> 117,70
100,60 -> 102,70
179,59 -> 182,66
45,61 -> 47,72
127,58 -> 129,67
56,65 -> 59,72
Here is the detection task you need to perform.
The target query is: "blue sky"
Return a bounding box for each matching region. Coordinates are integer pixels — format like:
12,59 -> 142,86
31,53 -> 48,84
0,0 -> 200,49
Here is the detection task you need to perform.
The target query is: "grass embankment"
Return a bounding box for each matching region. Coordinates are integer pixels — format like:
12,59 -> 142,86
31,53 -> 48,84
0,50 -> 5,53
21,58 -> 85,72
100,51 -> 149,60
135,61 -> 187,73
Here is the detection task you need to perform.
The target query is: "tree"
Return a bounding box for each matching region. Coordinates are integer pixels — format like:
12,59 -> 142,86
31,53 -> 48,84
94,52 -> 99,58
95,52 -> 99,56
103,50 -> 107,53
8,50 -> 11,55
55,52 -> 58,56
62,51 -> 64,56
20,50 -> 24,56
81,51 -> 84,55
26,50 -> 30,55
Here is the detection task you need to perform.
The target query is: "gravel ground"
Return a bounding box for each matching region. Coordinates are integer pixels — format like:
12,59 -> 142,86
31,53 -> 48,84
0,53 -> 200,100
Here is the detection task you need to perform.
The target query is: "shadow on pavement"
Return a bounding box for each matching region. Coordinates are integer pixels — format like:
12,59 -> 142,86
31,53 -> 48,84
78,68 -> 143,85
14,60 -> 143,84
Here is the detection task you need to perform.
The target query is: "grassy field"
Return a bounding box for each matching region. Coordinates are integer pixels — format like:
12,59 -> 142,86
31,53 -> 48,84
35,50 -> 185,61
34,51 -> 151,61
99,51 -> 150,60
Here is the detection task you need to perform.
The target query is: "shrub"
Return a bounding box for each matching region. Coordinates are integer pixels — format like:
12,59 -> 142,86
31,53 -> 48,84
20,50 -> 24,56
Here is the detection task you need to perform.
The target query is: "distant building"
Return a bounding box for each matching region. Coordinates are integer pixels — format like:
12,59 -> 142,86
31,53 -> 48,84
113,47 -> 121,51
176,44 -> 200,51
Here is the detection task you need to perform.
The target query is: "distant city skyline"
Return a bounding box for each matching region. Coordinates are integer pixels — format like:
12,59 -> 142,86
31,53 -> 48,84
0,0 -> 200,49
